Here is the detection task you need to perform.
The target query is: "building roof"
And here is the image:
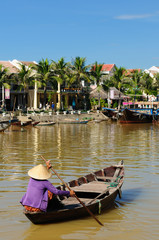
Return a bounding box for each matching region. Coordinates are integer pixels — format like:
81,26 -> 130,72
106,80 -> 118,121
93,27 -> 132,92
91,64 -> 115,73
0,60 -> 36,73
0,61 -> 19,73
101,64 -> 115,72
90,87 -> 108,99
124,69 -> 142,76
20,61 -> 37,67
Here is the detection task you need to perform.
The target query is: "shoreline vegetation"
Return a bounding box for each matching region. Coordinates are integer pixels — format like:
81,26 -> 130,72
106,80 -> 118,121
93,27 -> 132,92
0,57 -> 159,113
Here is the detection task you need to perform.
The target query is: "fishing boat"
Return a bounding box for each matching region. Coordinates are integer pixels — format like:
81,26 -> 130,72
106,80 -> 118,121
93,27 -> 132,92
0,120 -> 11,132
11,120 -> 32,126
57,119 -> 88,124
118,108 -> 153,123
30,121 -> 40,126
23,160 -> 124,224
36,121 -> 55,126
102,108 -> 120,121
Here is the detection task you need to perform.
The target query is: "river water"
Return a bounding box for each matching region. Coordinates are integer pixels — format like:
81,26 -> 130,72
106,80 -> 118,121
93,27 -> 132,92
0,122 -> 159,240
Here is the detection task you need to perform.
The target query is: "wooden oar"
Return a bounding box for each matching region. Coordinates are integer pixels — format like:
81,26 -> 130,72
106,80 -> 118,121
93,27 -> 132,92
41,155 -> 104,226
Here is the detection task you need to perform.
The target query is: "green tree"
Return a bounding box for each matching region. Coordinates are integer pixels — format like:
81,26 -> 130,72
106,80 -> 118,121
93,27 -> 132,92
154,73 -> 159,95
90,62 -> 104,86
32,58 -> 54,108
0,64 -> 11,108
110,66 -> 126,109
140,72 -> 153,100
111,66 -> 126,91
70,56 -> 90,88
15,63 -> 34,109
51,57 -> 69,110
125,70 -> 143,101
90,62 -> 105,109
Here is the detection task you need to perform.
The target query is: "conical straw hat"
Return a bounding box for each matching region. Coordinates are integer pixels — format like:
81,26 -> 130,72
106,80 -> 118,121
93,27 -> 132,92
28,164 -> 52,180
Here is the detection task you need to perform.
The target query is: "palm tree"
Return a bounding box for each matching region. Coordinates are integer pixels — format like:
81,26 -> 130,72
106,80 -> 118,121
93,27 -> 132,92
71,56 -> 90,88
90,62 -> 104,87
0,64 -> 10,108
154,73 -> 159,94
90,62 -> 104,109
32,58 -> 54,108
140,72 -> 153,101
111,66 -> 126,90
15,63 -> 34,110
69,56 -> 90,110
51,57 -> 69,110
125,70 -> 143,102
110,66 -> 126,109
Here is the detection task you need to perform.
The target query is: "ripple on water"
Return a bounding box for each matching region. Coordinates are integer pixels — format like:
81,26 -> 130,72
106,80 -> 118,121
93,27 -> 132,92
0,123 -> 159,240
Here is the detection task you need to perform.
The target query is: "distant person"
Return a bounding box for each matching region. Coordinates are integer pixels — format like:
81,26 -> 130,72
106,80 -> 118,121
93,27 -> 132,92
72,99 -> 76,110
51,102 -> 55,112
39,102 -> 42,109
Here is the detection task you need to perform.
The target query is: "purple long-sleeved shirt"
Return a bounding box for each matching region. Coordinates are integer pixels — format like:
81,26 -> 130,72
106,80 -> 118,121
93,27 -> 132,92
20,178 -> 70,212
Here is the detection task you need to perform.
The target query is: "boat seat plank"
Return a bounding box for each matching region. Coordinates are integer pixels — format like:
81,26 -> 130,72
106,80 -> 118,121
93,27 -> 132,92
61,197 -> 93,209
71,181 -> 110,193
96,176 -> 116,181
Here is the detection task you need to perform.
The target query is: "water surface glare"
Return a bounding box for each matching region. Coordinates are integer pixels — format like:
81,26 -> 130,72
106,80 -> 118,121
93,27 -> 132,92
0,122 -> 159,240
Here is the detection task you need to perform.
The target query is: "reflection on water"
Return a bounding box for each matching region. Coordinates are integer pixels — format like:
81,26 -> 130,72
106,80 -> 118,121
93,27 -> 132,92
0,122 -> 159,240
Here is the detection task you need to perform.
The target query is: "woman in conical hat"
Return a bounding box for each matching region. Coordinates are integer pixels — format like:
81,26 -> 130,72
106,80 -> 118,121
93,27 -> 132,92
20,161 -> 75,212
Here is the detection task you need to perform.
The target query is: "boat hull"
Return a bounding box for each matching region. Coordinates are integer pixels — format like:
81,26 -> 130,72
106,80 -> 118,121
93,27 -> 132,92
119,108 -> 153,123
57,120 -> 88,124
24,190 -> 119,224
11,121 -> 32,126
36,122 -> 55,126
0,121 -> 10,132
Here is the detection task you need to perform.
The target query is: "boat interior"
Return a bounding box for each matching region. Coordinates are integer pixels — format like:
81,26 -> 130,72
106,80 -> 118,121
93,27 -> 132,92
47,164 -> 124,211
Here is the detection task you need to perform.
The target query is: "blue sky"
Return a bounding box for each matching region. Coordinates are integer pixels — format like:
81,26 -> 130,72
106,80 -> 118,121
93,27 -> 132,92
1,0 -> 159,70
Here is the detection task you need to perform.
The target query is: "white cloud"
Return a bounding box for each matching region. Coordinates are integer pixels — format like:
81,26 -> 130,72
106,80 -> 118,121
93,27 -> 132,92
115,13 -> 157,20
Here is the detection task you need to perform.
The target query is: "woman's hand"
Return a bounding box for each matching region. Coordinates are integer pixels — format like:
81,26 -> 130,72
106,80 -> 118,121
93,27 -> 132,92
46,160 -> 52,170
69,190 -> 75,197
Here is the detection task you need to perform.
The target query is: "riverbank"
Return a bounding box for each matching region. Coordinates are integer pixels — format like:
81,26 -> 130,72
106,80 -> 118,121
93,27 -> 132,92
0,111 -> 109,123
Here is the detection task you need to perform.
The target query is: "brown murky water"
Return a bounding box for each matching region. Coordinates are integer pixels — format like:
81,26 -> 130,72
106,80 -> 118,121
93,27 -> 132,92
0,122 -> 159,240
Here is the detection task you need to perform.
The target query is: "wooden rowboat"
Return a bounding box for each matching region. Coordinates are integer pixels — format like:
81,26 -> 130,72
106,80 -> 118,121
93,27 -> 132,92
0,120 -> 11,132
31,121 -> 40,126
11,120 -> 32,126
36,122 -> 55,126
24,160 -> 124,224
57,119 -> 88,124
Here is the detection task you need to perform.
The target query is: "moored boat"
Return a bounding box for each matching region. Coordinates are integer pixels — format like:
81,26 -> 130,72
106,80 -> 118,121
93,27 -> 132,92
23,160 -> 124,224
0,120 -> 11,132
57,119 -> 88,124
36,121 -> 55,126
102,108 -> 120,121
11,120 -> 32,126
31,121 -> 40,126
118,108 -> 153,124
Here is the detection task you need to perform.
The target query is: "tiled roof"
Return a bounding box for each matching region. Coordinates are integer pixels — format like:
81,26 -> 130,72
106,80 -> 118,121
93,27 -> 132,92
0,60 -> 37,73
0,61 -> 19,73
20,61 -> 36,66
127,69 -> 141,73
124,69 -> 142,76
91,64 -> 115,72
101,64 -> 115,72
